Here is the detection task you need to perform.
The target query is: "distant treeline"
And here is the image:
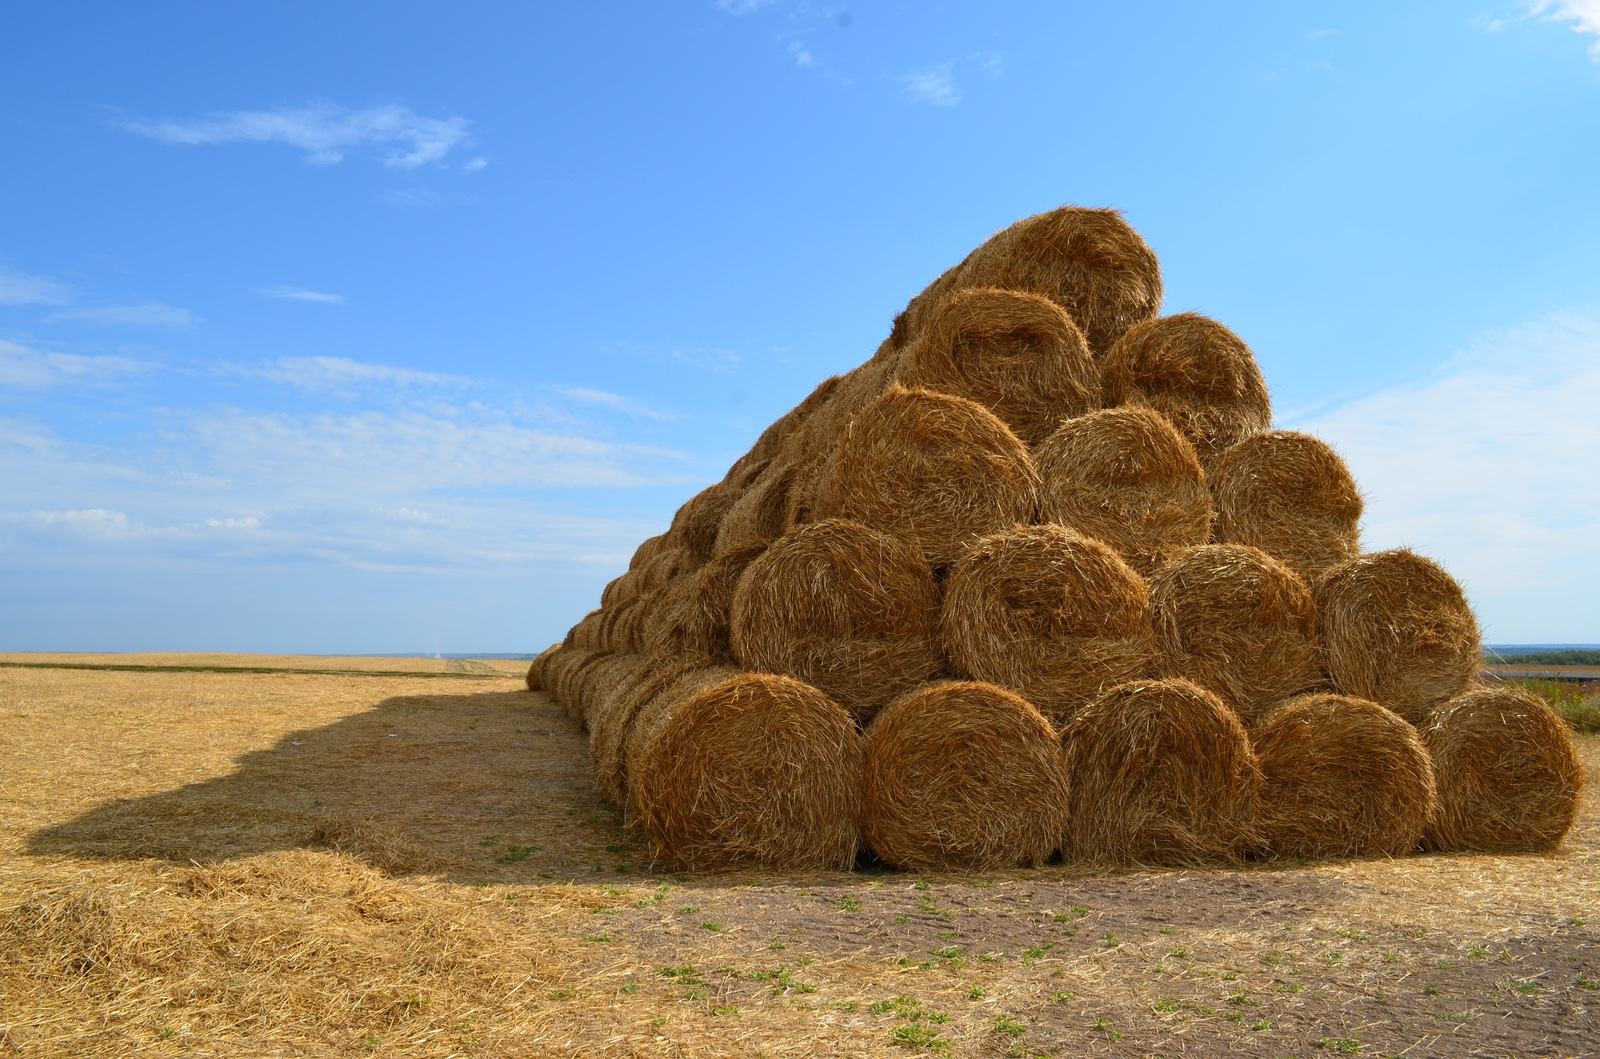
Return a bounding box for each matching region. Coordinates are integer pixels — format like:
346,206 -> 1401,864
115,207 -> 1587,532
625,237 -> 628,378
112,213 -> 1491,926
1485,649 -> 1600,666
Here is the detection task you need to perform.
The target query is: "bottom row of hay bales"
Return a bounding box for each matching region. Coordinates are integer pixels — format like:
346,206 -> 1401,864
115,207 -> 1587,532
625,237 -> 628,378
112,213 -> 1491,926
529,651 -> 1581,872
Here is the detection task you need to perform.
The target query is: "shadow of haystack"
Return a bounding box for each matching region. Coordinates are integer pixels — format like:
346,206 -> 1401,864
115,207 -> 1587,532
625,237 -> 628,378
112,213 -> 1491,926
27,690 -> 654,884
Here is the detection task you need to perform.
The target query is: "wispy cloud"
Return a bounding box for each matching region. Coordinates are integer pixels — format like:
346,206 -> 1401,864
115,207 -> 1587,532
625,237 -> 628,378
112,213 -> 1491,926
377,186 -> 442,209
1527,0 -> 1600,56
899,64 -> 962,106
0,338 -> 154,388
255,285 -> 346,305
224,355 -> 473,394
788,40 -> 817,67
0,266 -> 70,306
461,156 -> 489,172
48,302 -> 195,327
556,386 -> 679,420
1294,307 -> 1600,641
124,102 -> 472,167
717,0 -> 775,13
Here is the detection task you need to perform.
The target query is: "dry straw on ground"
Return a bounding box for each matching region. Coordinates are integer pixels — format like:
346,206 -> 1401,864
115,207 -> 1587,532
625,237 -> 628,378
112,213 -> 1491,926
1147,543 -> 1323,725
729,518 -> 942,724
1316,548 -> 1481,724
1209,430 -> 1364,583
923,206 -> 1164,357
940,524 -> 1156,727
1101,313 -> 1272,465
810,384 -> 1040,568
1422,685 -> 1583,853
640,543 -> 769,666
1060,678 -> 1260,866
631,672 -> 865,871
861,680 -> 1070,871
895,286 -> 1100,446
1250,692 -> 1436,859
1033,406 -> 1213,575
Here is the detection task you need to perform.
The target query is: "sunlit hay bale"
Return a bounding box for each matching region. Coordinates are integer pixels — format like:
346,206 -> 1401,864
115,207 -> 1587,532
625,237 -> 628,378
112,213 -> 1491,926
1316,549 -> 1480,724
589,660 -> 718,807
1060,678 -> 1260,866
1210,430 -> 1364,583
861,681 -> 1071,871
896,287 -> 1099,447
630,533 -> 666,572
640,544 -> 696,591
632,672 -> 865,871
1147,544 -> 1322,725
573,653 -> 647,731
811,385 -> 1040,568
796,357 -> 900,456
612,591 -> 651,654
940,525 -> 1156,727
664,481 -> 741,567
565,608 -> 604,650
542,646 -> 595,717
1033,407 -> 1212,576
714,461 -> 800,556
729,518 -> 942,724
927,206 -> 1164,357
562,650 -> 619,728
1101,313 -> 1272,465
1421,685 -> 1583,853
738,373 -> 845,471
721,454 -> 771,492
524,643 -> 561,692
1250,693 -> 1436,860
599,569 -> 638,609
597,597 -> 641,652
641,543 -> 769,666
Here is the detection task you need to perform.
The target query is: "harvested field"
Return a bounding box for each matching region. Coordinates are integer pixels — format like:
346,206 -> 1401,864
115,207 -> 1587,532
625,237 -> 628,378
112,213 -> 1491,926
3,655 -> 1598,1058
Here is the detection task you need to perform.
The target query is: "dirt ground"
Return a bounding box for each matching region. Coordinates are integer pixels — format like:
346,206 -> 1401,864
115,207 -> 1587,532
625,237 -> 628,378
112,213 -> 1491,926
2,655 -> 1596,1058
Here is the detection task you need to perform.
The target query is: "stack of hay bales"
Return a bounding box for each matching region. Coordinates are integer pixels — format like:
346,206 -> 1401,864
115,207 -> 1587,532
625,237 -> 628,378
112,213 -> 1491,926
527,206 -> 1582,873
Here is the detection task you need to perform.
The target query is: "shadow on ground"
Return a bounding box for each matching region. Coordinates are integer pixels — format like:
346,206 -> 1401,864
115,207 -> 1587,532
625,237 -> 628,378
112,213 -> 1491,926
26,689 -> 663,884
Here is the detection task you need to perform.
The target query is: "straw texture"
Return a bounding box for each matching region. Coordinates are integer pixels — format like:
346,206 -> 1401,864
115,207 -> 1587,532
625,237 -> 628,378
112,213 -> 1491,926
1210,430 -> 1363,583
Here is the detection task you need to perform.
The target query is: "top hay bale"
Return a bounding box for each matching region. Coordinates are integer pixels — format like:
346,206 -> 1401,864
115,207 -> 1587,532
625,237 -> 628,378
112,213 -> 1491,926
1102,313 -> 1271,465
811,384 -> 1040,568
1210,430 -> 1363,583
909,207 -> 1163,357
895,287 -> 1100,446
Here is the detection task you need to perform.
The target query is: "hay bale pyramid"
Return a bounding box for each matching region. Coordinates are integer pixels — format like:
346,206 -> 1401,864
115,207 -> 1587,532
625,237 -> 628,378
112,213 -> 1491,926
529,206 -> 1583,872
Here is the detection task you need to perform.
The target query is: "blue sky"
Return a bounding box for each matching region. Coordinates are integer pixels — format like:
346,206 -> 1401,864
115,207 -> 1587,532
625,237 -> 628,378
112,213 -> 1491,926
3,1 -> 1598,652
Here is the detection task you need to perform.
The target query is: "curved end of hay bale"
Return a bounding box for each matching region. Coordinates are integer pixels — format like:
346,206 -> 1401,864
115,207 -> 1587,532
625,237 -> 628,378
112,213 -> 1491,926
742,373 -> 845,468
565,608 -> 604,650
1033,407 -> 1212,574
573,653 -> 649,735
525,643 -> 562,692
862,681 -> 1070,870
1211,430 -> 1363,582
1147,544 -> 1322,725
811,384 -> 1040,568
666,482 -> 740,565
543,646 -> 601,721
632,672 -> 865,871
940,524 -> 1156,727
1251,693 -> 1435,860
629,534 -> 666,573
897,286 -> 1099,446
1422,685 -> 1583,853
730,518 -> 942,724
640,545 -> 696,591
640,543 -> 768,667
714,462 -> 799,556
1060,678 -> 1260,867
951,206 -> 1164,356
1316,549 -> 1481,724
589,661 -> 724,809
1102,313 -> 1271,464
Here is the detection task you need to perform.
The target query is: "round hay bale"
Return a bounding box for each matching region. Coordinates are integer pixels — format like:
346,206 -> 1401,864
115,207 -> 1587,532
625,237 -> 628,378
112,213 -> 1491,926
1316,549 -> 1480,724
1147,544 -> 1322,725
1060,678 -> 1260,866
1421,685 -> 1583,853
714,461 -> 799,557
543,646 -> 599,719
612,591 -> 651,654
940,525 -> 1156,727
665,481 -> 740,566
1033,407 -> 1212,575
933,207 -> 1164,357
895,287 -> 1100,446
641,543 -> 769,667
525,643 -> 561,692
1210,431 -> 1363,583
810,384 -> 1040,568
729,518 -> 942,724
589,661 -> 723,808
639,544 -> 696,591
574,653 -> 647,731
598,597 -> 642,652
632,672 -> 865,871
1101,313 -> 1271,465
599,568 -> 645,609
629,533 -> 666,573
622,664 -> 743,816
861,681 -> 1070,870
566,608 -> 604,650
795,357 -> 899,458
1250,693 -> 1436,859
740,373 -> 845,469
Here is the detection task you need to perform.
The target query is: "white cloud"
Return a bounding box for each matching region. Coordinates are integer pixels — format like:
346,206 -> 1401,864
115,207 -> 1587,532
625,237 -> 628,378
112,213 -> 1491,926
899,64 -> 962,106
556,385 -> 679,420
223,355 -> 473,394
0,266 -> 70,306
717,0 -> 774,13
50,303 -> 196,327
1293,307 -> 1600,641
1527,1 -> 1600,56
255,285 -> 346,304
789,40 -> 817,67
462,156 -> 490,172
124,102 -> 472,168
0,338 -> 154,388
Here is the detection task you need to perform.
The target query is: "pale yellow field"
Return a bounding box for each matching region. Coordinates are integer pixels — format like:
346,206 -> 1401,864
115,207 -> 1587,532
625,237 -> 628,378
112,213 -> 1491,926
2,656 -> 1596,1057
